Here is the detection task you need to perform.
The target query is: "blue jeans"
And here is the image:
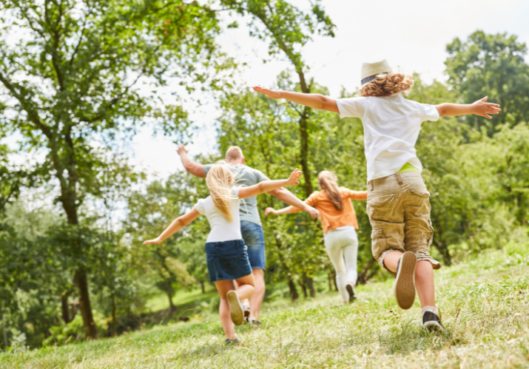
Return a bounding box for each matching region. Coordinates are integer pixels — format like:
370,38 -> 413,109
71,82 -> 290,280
240,221 -> 266,270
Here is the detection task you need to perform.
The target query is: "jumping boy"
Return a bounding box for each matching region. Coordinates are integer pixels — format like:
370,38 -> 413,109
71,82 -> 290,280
253,59 -> 500,330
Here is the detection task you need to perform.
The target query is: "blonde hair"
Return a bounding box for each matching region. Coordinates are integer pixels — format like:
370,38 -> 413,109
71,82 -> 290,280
206,165 -> 236,221
359,73 -> 413,97
318,171 -> 343,211
225,146 -> 243,162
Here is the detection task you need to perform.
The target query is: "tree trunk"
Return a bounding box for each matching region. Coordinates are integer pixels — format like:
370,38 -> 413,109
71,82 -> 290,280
332,272 -> 338,291
61,292 -> 71,324
74,268 -> 97,339
111,294 -> 117,337
298,110 -> 314,197
165,280 -> 175,313
59,166 -> 97,339
298,278 -> 308,298
433,239 -> 452,266
327,272 -> 333,291
71,299 -> 78,321
357,258 -> 377,285
303,273 -> 315,297
288,277 -> 299,301
1,311 -> 7,348
53,127 -> 97,340
200,280 -> 205,294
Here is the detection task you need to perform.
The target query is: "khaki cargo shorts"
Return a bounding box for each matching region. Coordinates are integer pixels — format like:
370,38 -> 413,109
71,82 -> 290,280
367,171 -> 441,272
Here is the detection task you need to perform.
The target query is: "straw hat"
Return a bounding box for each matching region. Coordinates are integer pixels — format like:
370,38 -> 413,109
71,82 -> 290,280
361,60 -> 392,86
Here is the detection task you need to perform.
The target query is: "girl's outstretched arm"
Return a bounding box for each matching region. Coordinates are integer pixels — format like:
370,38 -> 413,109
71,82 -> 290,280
436,97 -> 500,119
344,189 -> 368,201
143,208 -> 200,245
264,206 -> 302,216
238,169 -> 302,199
253,87 -> 339,113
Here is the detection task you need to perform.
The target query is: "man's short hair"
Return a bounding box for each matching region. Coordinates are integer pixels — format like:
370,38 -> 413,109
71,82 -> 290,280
225,146 -> 243,161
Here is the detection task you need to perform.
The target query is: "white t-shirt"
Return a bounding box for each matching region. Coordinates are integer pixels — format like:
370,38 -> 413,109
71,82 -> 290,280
336,94 -> 440,181
194,187 -> 242,243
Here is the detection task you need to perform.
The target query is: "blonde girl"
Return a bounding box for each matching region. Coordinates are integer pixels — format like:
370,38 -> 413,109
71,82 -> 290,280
265,171 -> 367,304
144,165 -> 302,344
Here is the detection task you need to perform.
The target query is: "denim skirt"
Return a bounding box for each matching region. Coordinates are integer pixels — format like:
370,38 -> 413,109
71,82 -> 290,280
205,239 -> 253,282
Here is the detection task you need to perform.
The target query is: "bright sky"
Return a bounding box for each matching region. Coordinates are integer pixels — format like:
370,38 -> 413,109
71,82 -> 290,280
134,0 -> 529,179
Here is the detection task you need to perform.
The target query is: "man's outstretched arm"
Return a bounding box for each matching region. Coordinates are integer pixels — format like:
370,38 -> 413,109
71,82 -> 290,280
436,97 -> 500,119
253,87 -> 339,113
177,144 -> 206,178
268,187 -> 320,219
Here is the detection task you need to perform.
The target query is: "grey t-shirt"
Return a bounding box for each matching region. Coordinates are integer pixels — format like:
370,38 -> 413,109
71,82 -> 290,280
203,164 -> 269,226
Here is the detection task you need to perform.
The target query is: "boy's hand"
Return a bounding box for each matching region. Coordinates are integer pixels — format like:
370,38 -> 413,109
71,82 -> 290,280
472,97 -> 500,119
264,207 -> 277,216
286,169 -> 302,186
143,237 -> 163,245
176,144 -> 188,156
253,86 -> 282,99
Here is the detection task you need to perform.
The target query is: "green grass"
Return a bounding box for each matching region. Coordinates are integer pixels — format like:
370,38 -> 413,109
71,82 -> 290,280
3,247 -> 529,368
145,288 -> 217,312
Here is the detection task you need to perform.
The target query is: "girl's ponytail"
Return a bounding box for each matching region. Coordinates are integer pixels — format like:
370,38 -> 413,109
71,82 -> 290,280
206,165 -> 236,221
318,171 -> 343,211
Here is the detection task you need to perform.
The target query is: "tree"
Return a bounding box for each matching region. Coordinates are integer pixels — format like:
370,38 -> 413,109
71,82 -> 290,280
445,31 -> 529,135
0,0 -> 224,338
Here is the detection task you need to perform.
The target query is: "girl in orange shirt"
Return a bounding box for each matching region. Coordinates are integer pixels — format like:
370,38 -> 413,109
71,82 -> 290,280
265,171 -> 367,304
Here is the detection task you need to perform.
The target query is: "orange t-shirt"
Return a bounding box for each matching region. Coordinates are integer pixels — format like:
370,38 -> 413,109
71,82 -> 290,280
304,188 -> 367,233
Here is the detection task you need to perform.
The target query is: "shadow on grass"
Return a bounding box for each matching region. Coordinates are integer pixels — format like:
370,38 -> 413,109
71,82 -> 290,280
377,321 -> 460,356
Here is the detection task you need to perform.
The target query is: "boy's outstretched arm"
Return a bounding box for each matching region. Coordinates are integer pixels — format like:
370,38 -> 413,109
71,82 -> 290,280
177,144 -> 206,178
143,208 -> 200,245
436,97 -> 500,119
253,87 -> 339,113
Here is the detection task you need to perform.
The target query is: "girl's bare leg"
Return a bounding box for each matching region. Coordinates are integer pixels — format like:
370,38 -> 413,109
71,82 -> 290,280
214,280 -> 236,339
234,274 -> 255,301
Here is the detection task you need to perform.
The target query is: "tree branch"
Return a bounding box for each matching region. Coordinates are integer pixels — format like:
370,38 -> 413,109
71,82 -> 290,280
68,10 -> 90,71
0,71 -> 52,138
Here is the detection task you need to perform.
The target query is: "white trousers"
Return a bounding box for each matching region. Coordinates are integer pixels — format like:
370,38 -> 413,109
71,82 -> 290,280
324,226 -> 359,302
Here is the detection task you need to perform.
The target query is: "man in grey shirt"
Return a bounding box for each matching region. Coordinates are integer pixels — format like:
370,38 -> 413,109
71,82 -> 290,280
177,145 -> 319,324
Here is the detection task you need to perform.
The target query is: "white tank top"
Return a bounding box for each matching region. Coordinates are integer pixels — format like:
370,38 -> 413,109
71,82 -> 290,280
194,187 -> 242,243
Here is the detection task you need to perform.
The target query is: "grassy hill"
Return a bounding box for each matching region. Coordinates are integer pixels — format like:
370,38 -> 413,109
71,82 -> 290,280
2,245 -> 529,369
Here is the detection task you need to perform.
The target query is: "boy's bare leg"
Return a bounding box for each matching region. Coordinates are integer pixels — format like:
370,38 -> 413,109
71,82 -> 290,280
383,250 -> 403,273
384,251 -> 436,308
415,261 -> 435,307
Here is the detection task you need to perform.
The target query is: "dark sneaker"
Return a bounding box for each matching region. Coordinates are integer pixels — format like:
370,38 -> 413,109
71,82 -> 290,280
226,291 -> 244,326
242,304 -> 251,323
423,311 -> 445,332
225,337 -> 241,345
248,318 -> 261,327
346,283 -> 356,303
394,251 -> 417,310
